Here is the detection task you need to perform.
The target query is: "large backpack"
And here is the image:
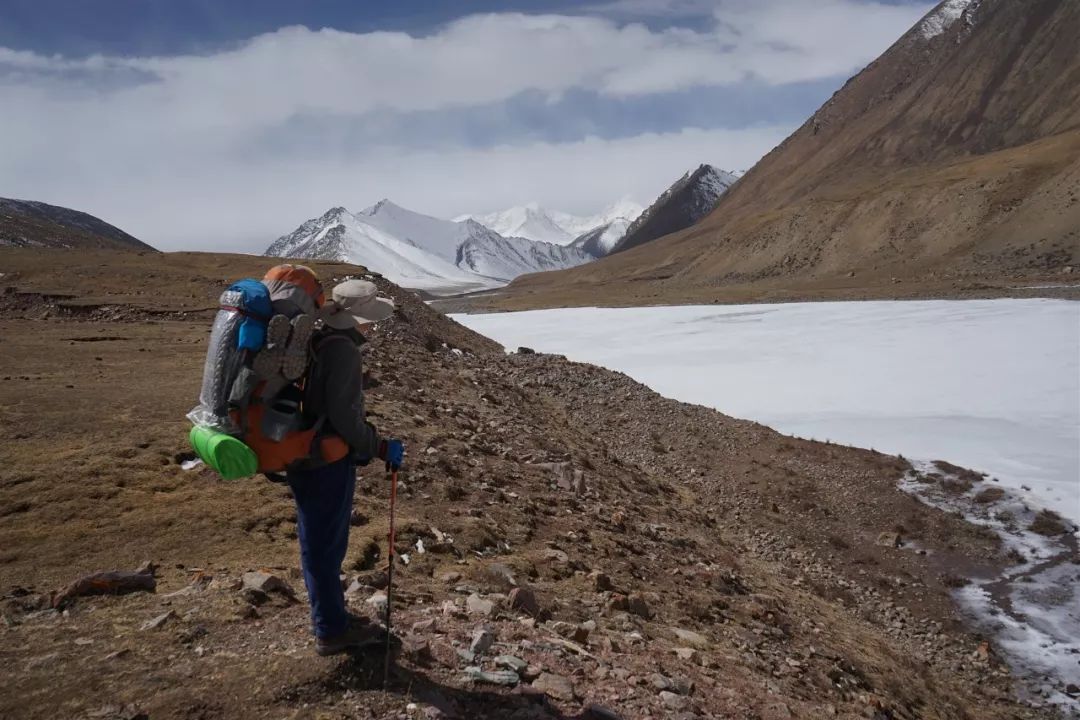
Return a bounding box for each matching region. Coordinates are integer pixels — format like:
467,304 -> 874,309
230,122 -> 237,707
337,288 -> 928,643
187,265 -> 349,479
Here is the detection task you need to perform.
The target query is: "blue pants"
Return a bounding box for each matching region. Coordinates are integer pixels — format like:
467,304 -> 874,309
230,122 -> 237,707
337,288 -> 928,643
287,458 -> 355,639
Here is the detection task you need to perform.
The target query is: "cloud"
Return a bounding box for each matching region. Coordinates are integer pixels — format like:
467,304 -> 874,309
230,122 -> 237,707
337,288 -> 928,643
6,125 -> 792,251
2,3 -> 930,108
0,2 -> 930,250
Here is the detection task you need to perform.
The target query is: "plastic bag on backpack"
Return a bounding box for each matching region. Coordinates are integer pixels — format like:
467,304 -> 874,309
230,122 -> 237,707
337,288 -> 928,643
186,306 -> 246,432
187,282 -> 270,432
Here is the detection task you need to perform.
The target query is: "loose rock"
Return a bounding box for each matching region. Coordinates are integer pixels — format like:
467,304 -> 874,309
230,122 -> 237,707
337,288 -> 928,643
469,627 -> 494,655
627,593 -> 653,619
140,610 -> 176,631
241,571 -> 296,598
508,586 -> 539,616
659,691 -> 687,710
671,627 -> 709,648
532,672 -> 576,702
466,593 -> 496,617
464,666 -> 519,687
495,655 -> 528,673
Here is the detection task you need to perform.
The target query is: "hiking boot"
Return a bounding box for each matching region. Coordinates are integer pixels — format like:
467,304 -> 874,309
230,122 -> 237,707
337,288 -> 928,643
315,618 -> 386,657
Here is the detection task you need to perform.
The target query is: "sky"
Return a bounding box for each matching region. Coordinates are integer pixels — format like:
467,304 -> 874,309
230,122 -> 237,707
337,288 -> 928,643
0,0 -> 935,252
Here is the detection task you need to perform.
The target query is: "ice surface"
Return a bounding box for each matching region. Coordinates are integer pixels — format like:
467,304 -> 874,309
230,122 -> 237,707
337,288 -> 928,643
455,300 -> 1080,523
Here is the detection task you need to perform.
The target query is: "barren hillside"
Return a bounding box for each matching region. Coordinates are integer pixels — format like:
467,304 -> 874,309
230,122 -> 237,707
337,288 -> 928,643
490,0 -> 1080,309
0,198 -> 154,252
0,248 -> 1073,719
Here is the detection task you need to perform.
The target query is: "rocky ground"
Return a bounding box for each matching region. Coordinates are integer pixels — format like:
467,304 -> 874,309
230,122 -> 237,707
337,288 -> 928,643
0,248 -> 1075,720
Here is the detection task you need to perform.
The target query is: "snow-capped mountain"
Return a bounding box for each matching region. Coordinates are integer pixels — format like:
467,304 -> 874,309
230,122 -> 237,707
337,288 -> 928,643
569,217 -> 635,259
611,165 -> 738,255
265,201 -> 590,293
265,206 -> 487,292
458,198 -> 643,248
458,232 -> 591,280
458,203 -> 573,245
551,198 -> 644,241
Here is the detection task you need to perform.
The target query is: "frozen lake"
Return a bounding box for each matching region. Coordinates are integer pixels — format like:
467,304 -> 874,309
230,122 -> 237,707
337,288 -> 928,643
455,299 -> 1080,524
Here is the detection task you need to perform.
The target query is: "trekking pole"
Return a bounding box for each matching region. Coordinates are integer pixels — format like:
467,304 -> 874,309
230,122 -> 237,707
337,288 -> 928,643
383,468 -> 398,689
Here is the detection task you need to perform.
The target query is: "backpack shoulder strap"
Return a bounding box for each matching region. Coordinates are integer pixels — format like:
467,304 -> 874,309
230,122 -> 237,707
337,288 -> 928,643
312,332 -> 357,353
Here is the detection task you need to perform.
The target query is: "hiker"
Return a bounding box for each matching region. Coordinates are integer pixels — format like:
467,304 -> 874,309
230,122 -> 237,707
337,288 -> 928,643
287,277 -> 405,656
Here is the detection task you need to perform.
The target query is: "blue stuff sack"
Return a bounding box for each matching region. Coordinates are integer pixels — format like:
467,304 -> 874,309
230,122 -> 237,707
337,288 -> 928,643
227,279 -> 272,351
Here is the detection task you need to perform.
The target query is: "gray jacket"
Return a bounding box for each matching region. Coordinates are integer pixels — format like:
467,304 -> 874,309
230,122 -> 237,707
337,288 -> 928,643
302,327 -> 380,465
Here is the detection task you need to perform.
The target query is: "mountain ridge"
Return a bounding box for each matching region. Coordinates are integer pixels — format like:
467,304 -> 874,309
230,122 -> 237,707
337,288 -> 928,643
265,201 -> 590,293
486,0 -> 1080,309
611,164 -> 738,255
459,199 -> 643,248
0,197 -> 154,252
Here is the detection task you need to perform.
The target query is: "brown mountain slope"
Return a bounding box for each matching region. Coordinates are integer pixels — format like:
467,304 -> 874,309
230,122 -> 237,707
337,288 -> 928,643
0,198 -> 155,252
491,0 -> 1080,309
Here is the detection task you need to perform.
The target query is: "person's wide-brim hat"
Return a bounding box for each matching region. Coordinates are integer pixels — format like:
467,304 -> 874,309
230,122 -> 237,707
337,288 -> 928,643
324,279 -> 395,329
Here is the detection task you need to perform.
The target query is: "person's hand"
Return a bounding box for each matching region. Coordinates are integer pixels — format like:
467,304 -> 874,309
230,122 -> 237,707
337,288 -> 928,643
378,438 -> 404,472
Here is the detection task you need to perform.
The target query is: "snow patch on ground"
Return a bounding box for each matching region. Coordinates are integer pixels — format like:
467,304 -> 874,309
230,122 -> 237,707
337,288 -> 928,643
900,461 -> 1079,714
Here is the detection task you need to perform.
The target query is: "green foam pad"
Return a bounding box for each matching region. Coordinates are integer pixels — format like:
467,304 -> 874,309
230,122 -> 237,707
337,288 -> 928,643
189,425 -> 258,480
